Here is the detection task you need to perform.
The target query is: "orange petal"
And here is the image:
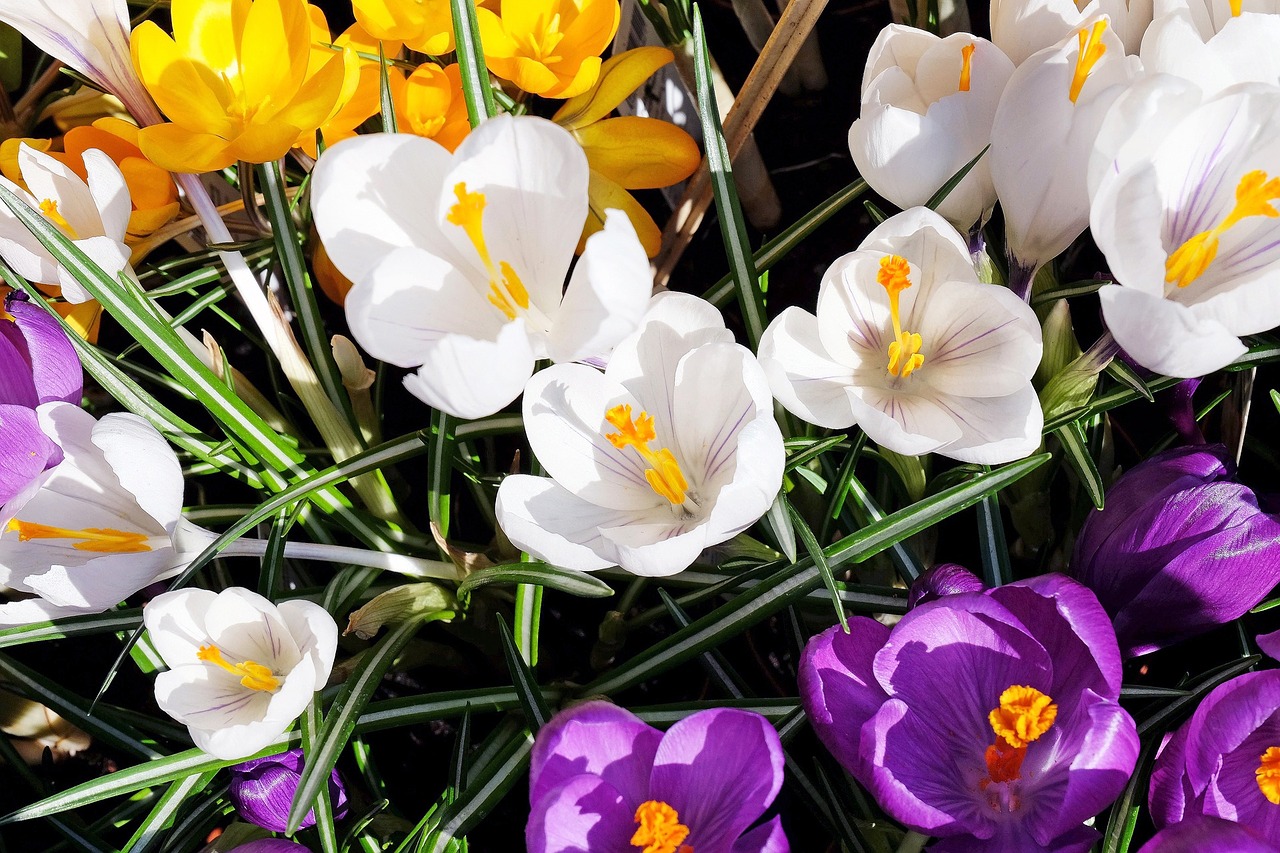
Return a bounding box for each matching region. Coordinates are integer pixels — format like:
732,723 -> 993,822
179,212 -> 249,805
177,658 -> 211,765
583,169 -> 662,257
119,156 -> 178,210
553,46 -> 673,130
577,116 -> 700,189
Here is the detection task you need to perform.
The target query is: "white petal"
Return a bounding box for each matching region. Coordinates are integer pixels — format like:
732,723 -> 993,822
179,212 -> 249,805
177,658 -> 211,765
144,587 -> 219,667
25,547 -> 177,609
816,252 -> 896,366
495,475 -> 628,572
401,320 -> 536,419
862,25 -> 939,93
603,522 -> 710,577
847,385 -> 962,456
0,596 -> 96,625
1099,284 -> 1247,377
155,666 -> 271,734
1086,74 -> 1203,198
933,383 -> 1044,464
547,210 -> 651,364
698,417 -> 786,544
859,207 -> 975,281
1089,159 -> 1169,297
918,279 -> 1042,397
19,144 -> 102,238
278,599 -> 339,692
59,235 -> 131,304
93,413 -> 183,533
606,291 -> 733,385
189,716 -> 291,761
82,148 -> 131,241
759,307 -> 860,430
204,587 -> 301,671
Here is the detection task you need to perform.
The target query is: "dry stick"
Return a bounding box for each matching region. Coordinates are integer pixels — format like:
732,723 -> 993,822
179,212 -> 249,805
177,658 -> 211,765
654,0 -> 831,288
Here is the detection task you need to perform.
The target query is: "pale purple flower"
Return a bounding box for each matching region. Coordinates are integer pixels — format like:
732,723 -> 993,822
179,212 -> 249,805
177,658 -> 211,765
527,702 -> 788,852
801,574 -> 1138,852
229,749 -> 348,832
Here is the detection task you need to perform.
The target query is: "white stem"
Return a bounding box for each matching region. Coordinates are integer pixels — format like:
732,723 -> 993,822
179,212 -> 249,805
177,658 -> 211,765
215,537 -> 458,582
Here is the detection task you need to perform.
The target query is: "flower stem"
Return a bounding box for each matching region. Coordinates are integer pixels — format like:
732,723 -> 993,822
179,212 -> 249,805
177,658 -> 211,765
216,537 -> 458,582
895,831 -> 930,853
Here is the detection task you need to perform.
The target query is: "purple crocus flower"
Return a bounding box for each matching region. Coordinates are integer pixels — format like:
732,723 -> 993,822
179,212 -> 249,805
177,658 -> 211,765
1149,668 -> 1280,842
1138,815 -> 1280,852
1070,445 -> 1280,657
907,563 -> 985,608
801,574 -> 1138,853
0,292 -> 81,505
527,702 -> 788,852
228,750 -> 348,832
228,842 -> 312,853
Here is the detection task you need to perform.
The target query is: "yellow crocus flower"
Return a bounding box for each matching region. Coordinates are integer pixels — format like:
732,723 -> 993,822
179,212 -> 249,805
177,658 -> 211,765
397,64 -> 472,152
352,0 -> 454,55
130,0 -> 354,173
553,46 -> 700,256
297,20 -> 399,158
479,0 -> 620,99
57,120 -> 181,240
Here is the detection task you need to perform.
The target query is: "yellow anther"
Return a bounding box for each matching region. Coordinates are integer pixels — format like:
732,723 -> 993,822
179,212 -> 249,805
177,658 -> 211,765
1166,170 -> 1280,288
1257,747 -> 1280,804
876,255 -> 926,378
959,43 -> 976,92
40,199 -> 80,239
446,182 -> 530,320
1230,0 -> 1243,14
196,645 -> 281,692
989,685 -> 1058,749
605,404 -> 692,507
1069,20 -> 1109,104
631,800 -> 692,853
6,519 -> 151,553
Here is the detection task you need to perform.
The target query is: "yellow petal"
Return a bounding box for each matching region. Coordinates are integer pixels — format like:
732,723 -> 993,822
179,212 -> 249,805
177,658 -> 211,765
131,21 -> 237,138
119,156 -> 178,210
560,0 -> 620,67
277,47 -> 349,134
240,0 -> 309,117
137,123 -> 235,174
0,138 -> 50,187
553,46 -> 673,130
92,117 -> 143,148
127,201 -> 181,241
583,169 -> 662,257
577,116 -> 700,189
170,0 -> 250,77
545,54 -> 604,99
501,0 -> 560,46
56,299 -> 103,344
228,120 -> 304,164
476,8 -> 519,60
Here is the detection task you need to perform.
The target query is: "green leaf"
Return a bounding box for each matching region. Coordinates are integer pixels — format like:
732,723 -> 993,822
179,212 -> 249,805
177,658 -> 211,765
301,698 -> 339,853
429,411 -> 456,543
496,615 -> 552,730
379,40 -> 399,133
786,497 -> 848,631
1054,420 -> 1105,510
513,582 -> 543,667
925,145 -> 989,211
456,562 -> 614,599
121,771 -> 216,853
0,610 -> 142,650
761,493 -> 798,563
0,23 -> 22,91
657,590 -> 749,698
1105,359 -> 1154,402
975,476 -> 1011,588
425,729 -> 533,853
449,0 -> 497,124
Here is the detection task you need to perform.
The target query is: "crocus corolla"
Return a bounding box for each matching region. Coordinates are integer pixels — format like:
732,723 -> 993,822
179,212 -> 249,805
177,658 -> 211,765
145,587 -> 338,760
907,562 -> 986,608
801,574 -> 1139,853
991,0 -> 1153,64
479,0 -> 620,98
312,114 -> 652,420
759,207 -> 1043,463
1069,445 -> 1280,657
229,749 -> 349,832
496,292 -> 785,577
1141,0 -> 1280,95
527,701 -> 788,852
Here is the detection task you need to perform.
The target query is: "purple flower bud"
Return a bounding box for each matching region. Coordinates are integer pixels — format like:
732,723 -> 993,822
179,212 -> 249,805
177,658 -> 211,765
1138,816 -> 1280,853
228,750 -> 348,833
907,563 -> 985,608
1070,445 -> 1280,657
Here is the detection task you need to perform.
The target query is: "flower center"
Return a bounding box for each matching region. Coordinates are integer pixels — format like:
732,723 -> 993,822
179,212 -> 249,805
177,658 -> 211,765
40,199 -> 80,239
1165,170 -> 1280,288
983,685 -> 1058,784
5,519 -> 152,553
1257,747 -> 1280,804
631,800 -> 693,853
1069,20 -> 1108,104
605,404 -> 697,510
876,255 -> 924,378
446,182 -> 532,321
958,43 -> 975,92
517,11 -> 566,62
196,644 -> 281,692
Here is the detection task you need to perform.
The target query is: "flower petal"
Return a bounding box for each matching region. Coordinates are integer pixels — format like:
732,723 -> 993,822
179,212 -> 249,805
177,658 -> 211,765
526,774 -> 636,853
529,700 -> 661,808
553,46 -> 674,130
1099,284 -> 1247,377
759,307 -> 859,429
495,474 -> 639,572
5,294 -> 82,404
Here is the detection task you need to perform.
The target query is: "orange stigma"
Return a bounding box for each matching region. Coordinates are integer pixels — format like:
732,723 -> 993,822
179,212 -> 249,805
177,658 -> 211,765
631,800 -> 692,853
959,43 -> 976,92
983,686 -> 1057,785
1069,20 -> 1108,104
876,255 -> 925,378
196,645 -> 281,692
1258,747 -> 1280,804
605,405 -> 694,508
446,182 -> 531,321
6,519 -> 151,553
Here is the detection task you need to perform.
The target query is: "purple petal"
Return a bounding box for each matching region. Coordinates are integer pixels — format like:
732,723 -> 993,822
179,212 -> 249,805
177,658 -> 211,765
0,324 -> 37,408
529,701 -> 660,810
228,749 -> 348,832
931,822 -> 1097,853
227,842 -> 311,853
648,708 -> 785,852
1165,379 -> 1205,446
1149,726 -> 1198,828
799,617 -> 891,782
5,294 -> 82,405
1258,629 -> 1280,661
908,563 -> 985,608
526,774 -> 635,853
1138,815 -> 1280,853
0,404 -> 61,506
731,815 -> 790,853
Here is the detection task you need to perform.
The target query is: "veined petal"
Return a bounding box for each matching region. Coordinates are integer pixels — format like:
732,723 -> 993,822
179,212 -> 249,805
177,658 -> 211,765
918,279 -> 1042,398
759,307 -> 860,430
602,520 -> 710,577
5,295 -> 83,405
931,383 -> 1043,465
0,405 -> 59,506
24,547 -> 179,610
553,46 -> 675,130
495,475 -> 630,572
846,384 -> 962,457
577,116 -> 701,189
402,323 -> 536,420
1099,285 -> 1247,377
143,587 -> 219,667
529,701 -> 660,808
526,774 -> 636,853
278,600 -> 339,692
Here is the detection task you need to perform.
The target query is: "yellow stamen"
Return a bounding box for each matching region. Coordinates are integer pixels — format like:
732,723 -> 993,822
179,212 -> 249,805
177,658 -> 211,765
631,800 -> 692,853
605,404 -> 692,507
1230,0 -> 1243,14
196,645 -> 281,692
445,182 -> 531,321
1166,170 -> 1280,288
1069,20 -> 1109,104
40,199 -> 80,239
959,43 -> 975,92
989,685 -> 1058,749
5,518 -> 151,553
876,255 -> 925,378
1258,747 -> 1280,804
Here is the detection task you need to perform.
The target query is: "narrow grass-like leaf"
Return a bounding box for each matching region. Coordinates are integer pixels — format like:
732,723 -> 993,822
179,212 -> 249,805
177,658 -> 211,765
786,497 -> 848,631
121,770 -> 215,853
842,475 -> 925,583
657,590 -> 748,698
379,40 -> 399,133
784,435 -> 848,473
427,729 -> 533,853
0,610 -> 142,649
813,763 -> 874,853
1029,278 -> 1107,306
1055,421 -> 1105,510
513,582 -> 542,667
258,505 -> 298,598
975,474 -> 1011,588
762,493 -> 798,563
691,7 -> 764,346
496,615 -> 552,730
301,697 -> 339,853
429,411 -> 455,543
925,145 -> 989,210
820,431 -> 867,542
449,0 -> 496,124
457,562 -> 614,599
1137,656 -> 1259,737
157,781 -> 232,853
1100,739 -> 1155,853
1044,375 -> 1181,431
1105,359 -> 1154,402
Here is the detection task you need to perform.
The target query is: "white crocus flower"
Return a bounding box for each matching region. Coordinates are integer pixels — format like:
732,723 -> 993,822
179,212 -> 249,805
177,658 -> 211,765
144,587 -> 337,760
312,115 -> 652,420
494,293 -> 785,577
0,143 -> 132,303
1140,0 -> 1280,95
989,18 -> 1136,299
759,207 -> 1043,463
849,26 -> 1014,232
992,0 -> 1153,65
1091,83 -> 1280,377
0,403 -> 206,625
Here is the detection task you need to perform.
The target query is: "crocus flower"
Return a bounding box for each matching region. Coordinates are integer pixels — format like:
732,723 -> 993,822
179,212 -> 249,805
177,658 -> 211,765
495,292 -> 785,577
144,587 -> 338,760
394,63 -> 471,153
1141,0 -> 1280,95
989,18 -> 1135,298
479,0 -> 620,98
1070,445 -> 1280,657
1149,667 -> 1280,842
230,749 -> 349,831
130,0 -> 355,172
848,26 -> 1015,231
552,46 -> 702,256
1090,82 -> 1280,377
907,562 -> 985,608
991,0 -> 1153,65
527,701 -> 788,852
352,0 -> 453,56
759,206 -> 1043,464
228,841 -> 312,853
1138,815 -> 1280,852
801,574 -> 1138,853
0,293 -> 81,506
0,403 -> 208,625
311,114 -> 652,420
